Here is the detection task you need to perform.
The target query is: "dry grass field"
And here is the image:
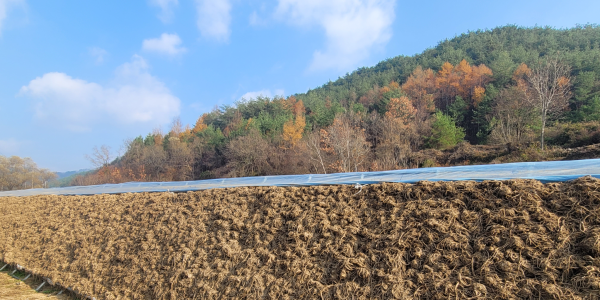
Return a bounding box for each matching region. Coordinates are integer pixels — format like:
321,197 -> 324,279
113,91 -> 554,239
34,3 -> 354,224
1,177 -> 600,299
0,269 -> 72,299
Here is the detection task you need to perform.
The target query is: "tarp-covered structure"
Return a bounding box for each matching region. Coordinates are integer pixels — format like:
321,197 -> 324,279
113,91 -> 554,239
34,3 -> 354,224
1,159 -> 599,197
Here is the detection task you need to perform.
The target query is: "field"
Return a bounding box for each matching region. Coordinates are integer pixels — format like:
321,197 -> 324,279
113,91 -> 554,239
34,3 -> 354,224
1,177 -> 600,299
0,268 -> 71,299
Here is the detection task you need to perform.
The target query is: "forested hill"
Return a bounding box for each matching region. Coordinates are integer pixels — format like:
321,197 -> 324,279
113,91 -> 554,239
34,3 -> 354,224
297,24 -> 600,109
72,25 -> 600,187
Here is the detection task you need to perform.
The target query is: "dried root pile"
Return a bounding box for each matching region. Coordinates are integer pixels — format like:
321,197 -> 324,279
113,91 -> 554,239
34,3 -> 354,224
1,177 -> 600,299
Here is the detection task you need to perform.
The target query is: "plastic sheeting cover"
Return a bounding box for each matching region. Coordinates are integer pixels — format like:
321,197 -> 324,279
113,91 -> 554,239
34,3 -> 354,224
2,158 -> 600,197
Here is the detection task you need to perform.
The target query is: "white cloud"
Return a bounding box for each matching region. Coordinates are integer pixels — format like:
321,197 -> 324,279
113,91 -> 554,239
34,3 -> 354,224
275,0 -> 396,71
89,47 -> 108,64
148,0 -> 178,23
239,89 -> 285,102
0,0 -> 24,35
20,55 -> 180,132
142,33 -> 187,56
195,0 -> 231,42
0,138 -> 21,154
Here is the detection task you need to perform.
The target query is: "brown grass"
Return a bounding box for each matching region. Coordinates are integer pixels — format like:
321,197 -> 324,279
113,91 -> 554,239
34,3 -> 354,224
0,269 -> 71,299
1,177 -> 600,299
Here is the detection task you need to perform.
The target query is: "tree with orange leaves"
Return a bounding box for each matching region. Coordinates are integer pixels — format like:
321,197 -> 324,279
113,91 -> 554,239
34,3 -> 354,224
472,86 -> 486,104
179,124 -> 194,142
282,114 -> 306,147
436,62 -> 460,109
374,82 -> 403,113
512,63 -> 532,91
454,60 -> 493,106
292,98 -> 305,116
192,114 -> 208,134
385,96 -> 416,126
468,64 -> 493,107
388,80 -> 400,90
280,96 -> 306,116
152,127 -> 164,147
378,86 -> 391,97
282,96 -> 307,148
471,64 -> 494,88
455,59 -> 474,98
401,66 -> 436,117
436,60 -> 493,108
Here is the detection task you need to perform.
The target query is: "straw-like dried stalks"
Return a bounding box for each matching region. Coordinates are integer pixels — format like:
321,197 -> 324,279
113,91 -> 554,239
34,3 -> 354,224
1,177 -> 600,299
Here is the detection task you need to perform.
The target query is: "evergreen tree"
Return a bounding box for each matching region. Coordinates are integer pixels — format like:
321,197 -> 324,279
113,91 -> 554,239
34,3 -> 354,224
426,111 -> 466,150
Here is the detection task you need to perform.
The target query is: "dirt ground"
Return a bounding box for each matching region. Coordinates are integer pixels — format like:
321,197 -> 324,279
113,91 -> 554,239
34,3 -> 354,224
1,177 -> 600,299
0,268 -> 71,300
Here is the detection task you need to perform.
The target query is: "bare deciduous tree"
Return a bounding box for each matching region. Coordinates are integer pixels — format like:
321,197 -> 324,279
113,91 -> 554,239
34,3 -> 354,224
527,57 -> 572,150
166,137 -> 194,181
86,145 -> 112,168
324,113 -> 371,173
225,129 -> 273,177
306,130 -> 328,174
169,117 -> 184,137
368,113 -> 414,170
143,145 -> 167,180
489,86 -> 537,145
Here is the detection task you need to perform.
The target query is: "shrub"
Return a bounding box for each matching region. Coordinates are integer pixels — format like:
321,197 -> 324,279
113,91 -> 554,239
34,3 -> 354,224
545,121 -> 600,148
421,158 -> 437,168
426,111 -> 466,150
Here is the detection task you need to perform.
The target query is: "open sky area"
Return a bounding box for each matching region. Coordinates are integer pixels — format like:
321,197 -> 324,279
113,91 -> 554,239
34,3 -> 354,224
1,0 -> 599,172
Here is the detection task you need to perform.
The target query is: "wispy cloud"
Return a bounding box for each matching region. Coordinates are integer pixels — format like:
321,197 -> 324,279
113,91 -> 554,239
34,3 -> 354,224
148,0 -> 178,23
195,0 -> 231,42
142,33 -> 187,56
88,47 -> 108,64
0,0 -> 24,35
20,55 -> 180,132
239,89 -> 285,102
275,0 -> 396,71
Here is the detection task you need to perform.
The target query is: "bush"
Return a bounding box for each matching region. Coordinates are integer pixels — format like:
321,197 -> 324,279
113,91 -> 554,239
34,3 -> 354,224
426,111 -> 466,150
421,158 -> 437,168
545,121 -> 600,148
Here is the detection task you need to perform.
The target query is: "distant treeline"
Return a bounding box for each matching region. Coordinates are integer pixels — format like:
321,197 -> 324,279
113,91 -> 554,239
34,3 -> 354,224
72,25 -> 600,186
0,155 -> 56,191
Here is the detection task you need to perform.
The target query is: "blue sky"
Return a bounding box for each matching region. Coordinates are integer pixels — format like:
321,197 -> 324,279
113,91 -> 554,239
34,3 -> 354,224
0,0 -> 599,172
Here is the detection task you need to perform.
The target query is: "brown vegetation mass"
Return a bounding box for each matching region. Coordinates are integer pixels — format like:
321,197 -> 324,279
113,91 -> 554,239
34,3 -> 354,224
2,178 -> 600,299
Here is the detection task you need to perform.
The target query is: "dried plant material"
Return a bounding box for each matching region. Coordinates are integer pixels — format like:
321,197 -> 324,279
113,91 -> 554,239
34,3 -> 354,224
1,177 -> 600,299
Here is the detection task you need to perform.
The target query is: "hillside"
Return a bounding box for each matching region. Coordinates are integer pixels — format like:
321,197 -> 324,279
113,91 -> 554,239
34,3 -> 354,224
72,25 -> 600,186
50,169 -> 92,188
298,24 -> 600,107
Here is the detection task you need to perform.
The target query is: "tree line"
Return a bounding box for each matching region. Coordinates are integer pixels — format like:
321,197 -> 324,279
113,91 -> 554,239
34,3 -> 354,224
70,25 -> 600,185
0,155 -> 57,191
